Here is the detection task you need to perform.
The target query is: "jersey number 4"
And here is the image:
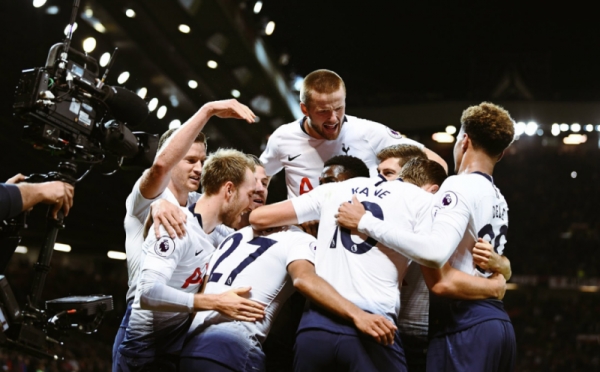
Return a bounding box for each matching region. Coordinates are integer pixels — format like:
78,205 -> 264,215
330,201 -> 384,254
208,233 -> 277,285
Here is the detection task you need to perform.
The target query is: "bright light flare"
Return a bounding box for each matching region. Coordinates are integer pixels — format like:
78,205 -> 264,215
82,37 -> 96,53
207,60 -> 218,69
563,134 -> 587,145
125,9 -> 136,18
525,121 -> 538,136
54,243 -> 71,252
117,71 -> 130,84
571,123 -> 581,132
16,246 -> 28,254
99,52 -> 111,67
169,120 -> 182,129
560,123 -> 569,132
231,89 -> 241,98
148,98 -> 159,112
265,21 -> 275,35
432,132 -> 455,143
178,24 -> 191,34
64,22 -> 78,36
514,122 -> 526,136
107,251 -> 127,260
253,1 -> 263,14
445,125 -> 457,135
188,80 -> 198,89
33,0 -> 47,8
585,124 -> 594,132
136,87 -> 147,99
157,105 -> 167,119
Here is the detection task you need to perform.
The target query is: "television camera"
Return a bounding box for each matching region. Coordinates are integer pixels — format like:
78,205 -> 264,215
1,0 -> 158,359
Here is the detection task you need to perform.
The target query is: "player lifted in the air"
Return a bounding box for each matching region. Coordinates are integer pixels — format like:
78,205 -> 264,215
259,69 -> 446,199
337,102 -> 516,372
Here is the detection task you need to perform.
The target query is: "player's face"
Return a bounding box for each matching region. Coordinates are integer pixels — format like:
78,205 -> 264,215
301,88 -> 346,140
319,165 -> 350,185
453,128 -> 466,172
222,168 -> 256,227
251,166 -> 270,209
171,142 -> 206,193
377,158 -> 403,181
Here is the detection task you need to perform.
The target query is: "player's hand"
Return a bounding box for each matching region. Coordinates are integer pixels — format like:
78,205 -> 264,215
352,311 -> 397,346
336,195 -> 365,230
203,99 -> 256,123
214,286 -> 265,322
151,199 -> 187,239
489,272 -> 507,300
473,238 -> 502,272
299,220 -> 319,238
6,173 -> 26,184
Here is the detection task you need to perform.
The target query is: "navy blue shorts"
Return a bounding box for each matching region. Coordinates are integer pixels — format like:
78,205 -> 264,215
400,333 -> 428,372
426,319 -> 516,372
294,328 -> 407,372
112,302 -> 132,371
114,352 -> 177,372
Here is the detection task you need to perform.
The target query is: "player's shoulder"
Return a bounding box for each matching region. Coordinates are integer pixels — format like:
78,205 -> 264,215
345,115 -> 404,137
270,119 -> 304,138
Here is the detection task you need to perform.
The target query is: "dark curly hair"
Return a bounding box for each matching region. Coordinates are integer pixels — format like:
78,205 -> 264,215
323,155 -> 369,179
460,102 -> 515,157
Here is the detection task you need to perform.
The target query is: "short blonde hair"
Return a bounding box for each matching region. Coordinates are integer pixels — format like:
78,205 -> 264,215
201,149 -> 255,196
400,158 -> 447,188
376,144 -> 427,168
300,69 -> 346,105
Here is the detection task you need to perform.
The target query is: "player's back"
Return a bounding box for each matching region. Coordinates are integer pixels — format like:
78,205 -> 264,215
292,175 -> 433,320
429,172 -> 510,336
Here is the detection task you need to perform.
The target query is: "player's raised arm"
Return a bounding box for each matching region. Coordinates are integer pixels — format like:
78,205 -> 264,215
420,263 -> 506,300
287,260 -> 397,346
140,99 -> 256,200
249,200 -> 299,230
336,194 -> 466,268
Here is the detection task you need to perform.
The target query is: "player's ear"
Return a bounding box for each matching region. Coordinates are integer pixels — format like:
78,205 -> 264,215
461,133 -> 470,151
223,181 -> 235,199
496,150 -> 506,163
422,183 -> 439,194
300,102 -> 309,116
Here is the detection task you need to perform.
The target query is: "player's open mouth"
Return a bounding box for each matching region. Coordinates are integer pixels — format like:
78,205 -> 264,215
323,123 -> 338,132
189,176 -> 200,184
253,198 -> 264,205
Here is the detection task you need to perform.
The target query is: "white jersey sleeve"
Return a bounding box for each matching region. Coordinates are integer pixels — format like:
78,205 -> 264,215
137,226 -> 195,313
290,183 -> 333,223
363,120 -> 424,155
357,176 -> 470,268
259,130 -> 284,177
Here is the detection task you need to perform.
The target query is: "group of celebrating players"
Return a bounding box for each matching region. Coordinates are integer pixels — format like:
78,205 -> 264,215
111,69 -> 516,372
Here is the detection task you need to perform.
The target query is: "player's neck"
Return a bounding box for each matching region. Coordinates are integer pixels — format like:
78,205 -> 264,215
457,151 -> 495,176
194,194 -> 222,234
303,117 -> 325,140
167,182 -> 189,206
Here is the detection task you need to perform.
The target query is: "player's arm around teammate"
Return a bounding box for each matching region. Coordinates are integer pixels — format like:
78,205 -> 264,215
288,259 -> 397,345
473,238 -> 512,280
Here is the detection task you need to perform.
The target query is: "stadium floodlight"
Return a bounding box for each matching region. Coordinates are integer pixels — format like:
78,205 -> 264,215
253,1 -> 263,14
99,52 -> 111,67
571,123 -> 581,132
515,122 -> 526,136
125,9 -> 136,18
33,0 -> 47,8
563,134 -> 587,145
432,132 -> 454,143
445,125 -> 457,135
525,121 -> 538,136
265,21 -> 275,35
585,124 -> 594,132
178,24 -> 191,34
54,243 -> 71,252
136,87 -> 147,99
157,105 -> 167,119
148,98 -> 159,112
571,171 -> 577,178
207,60 -> 218,69
16,246 -> 28,254
560,123 -> 569,132
117,71 -> 130,84
596,125 -> 600,132
231,89 -> 241,98
107,251 -> 127,260
188,80 -> 198,89
169,120 -> 181,129
82,37 -> 96,53
46,6 -> 59,14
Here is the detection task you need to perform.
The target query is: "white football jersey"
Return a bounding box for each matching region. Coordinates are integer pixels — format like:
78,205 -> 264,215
291,176 -> 432,321
260,115 -> 423,198
431,172 -> 509,276
123,206 -> 216,355
190,226 -> 316,344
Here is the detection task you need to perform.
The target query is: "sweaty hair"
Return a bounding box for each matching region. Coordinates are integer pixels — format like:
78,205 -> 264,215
377,144 -> 427,168
246,154 -> 264,168
201,149 -> 256,196
323,155 -> 370,179
400,158 -> 447,188
157,128 -> 207,152
300,69 -> 346,105
460,102 -> 515,157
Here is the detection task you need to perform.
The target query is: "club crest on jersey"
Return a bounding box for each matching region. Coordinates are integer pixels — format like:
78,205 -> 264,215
310,241 -> 317,251
387,127 -> 403,139
154,236 -> 175,257
439,191 -> 458,209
